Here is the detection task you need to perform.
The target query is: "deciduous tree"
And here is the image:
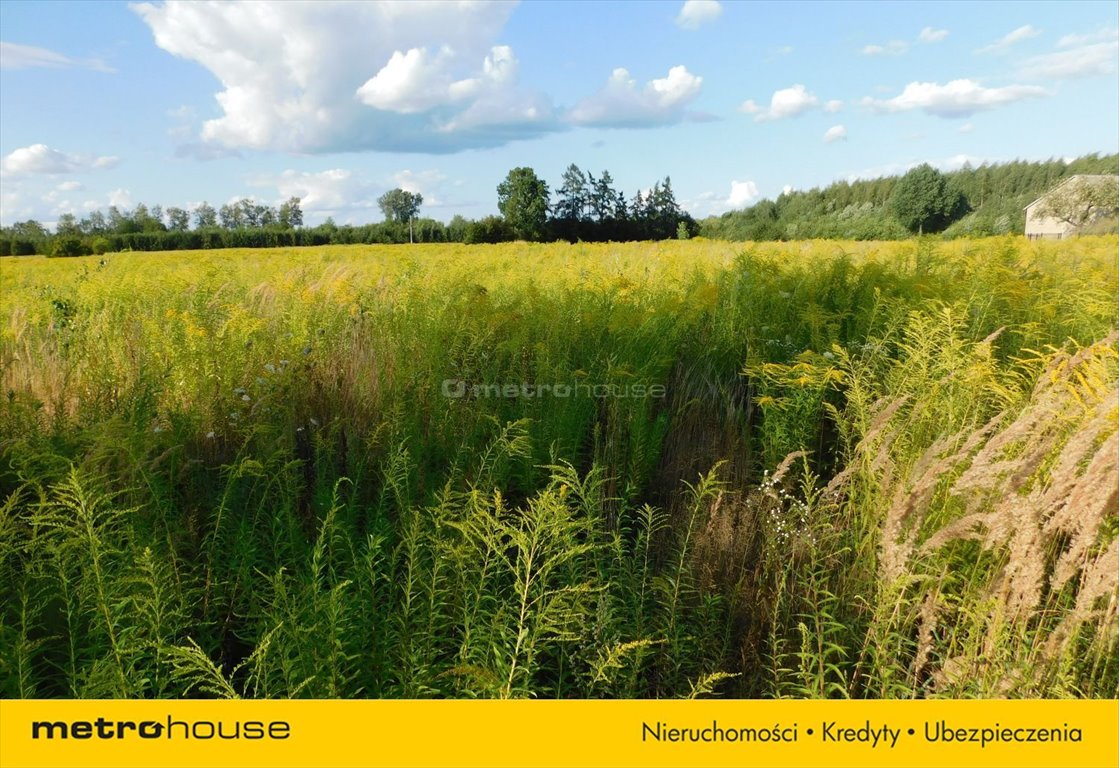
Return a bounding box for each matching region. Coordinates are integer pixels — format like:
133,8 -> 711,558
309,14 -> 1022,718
497,167 -> 549,241
890,164 -> 966,234
193,202 -> 218,229
166,207 -> 191,231
278,196 -> 304,229
1036,176 -> 1119,231
377,188 -> 424,242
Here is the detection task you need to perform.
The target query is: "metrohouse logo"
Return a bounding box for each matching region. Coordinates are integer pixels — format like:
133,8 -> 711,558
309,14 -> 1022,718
30,716 -> 291,741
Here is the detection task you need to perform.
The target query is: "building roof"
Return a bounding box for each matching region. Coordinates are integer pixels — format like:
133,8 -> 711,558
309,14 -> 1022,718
1024,174 -> 1119,211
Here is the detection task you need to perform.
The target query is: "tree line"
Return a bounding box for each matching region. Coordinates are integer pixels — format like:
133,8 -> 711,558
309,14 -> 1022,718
3,154 -> 1116,256
488,164 -> 697,243
1,163 -> 698,257
700,153 -> 1119,241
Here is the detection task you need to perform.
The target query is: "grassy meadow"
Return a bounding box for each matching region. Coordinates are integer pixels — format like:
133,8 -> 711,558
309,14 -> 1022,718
1,236 -> 1116,699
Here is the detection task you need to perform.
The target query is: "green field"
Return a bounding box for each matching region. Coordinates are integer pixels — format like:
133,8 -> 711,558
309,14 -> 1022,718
1,237 -> 1116,699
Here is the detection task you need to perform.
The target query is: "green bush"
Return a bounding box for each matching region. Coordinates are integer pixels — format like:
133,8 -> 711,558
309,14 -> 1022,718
49,236 -> 87,258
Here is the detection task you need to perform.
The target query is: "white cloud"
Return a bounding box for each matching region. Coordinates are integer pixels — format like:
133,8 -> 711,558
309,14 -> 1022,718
132,1 -> 556,154
862,79 -> 1048,118
3,145 -> 79,175
976,24 -> 1040,55
0,41 -> 114,72
356,45 -> 520,115
740,84 -> 819,122
247,167 -> 456,222
1,185 -> 158,226
1,144 -> 119,176
824,124 -> 847,143
262,169 -> 373,213
823,99 -> 843,113
392,169 -> 444,194
1057,26 -> 1118,48
568,65 -> 702,127
845,153 -> 994,182
958,122 -> 974,133
944,153 -> 985,170
391,169 -> 450,205
864,28 -> 947,55
781,185 -> 794,196
0,187 -> 35,225
108,189 -> 133,209
681,191 -> 719,216
357,47 -> 452,113
726,180 -> 760,208
675,0 -> 722,30
435,47 -> 553,133
1019,41 -> 1118,79
861,40 -> 908,56
684,180 -> 762,216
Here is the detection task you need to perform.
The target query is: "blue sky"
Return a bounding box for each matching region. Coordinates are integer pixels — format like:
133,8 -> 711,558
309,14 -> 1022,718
1,0 -> 1117,227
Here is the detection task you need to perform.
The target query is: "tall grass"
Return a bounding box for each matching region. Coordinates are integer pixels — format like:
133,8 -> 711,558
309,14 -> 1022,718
1,237 -> 1116,698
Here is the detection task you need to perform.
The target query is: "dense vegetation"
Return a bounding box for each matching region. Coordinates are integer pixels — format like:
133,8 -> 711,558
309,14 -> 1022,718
0,163 -> 695,257
6,154 -> 1115,258
700,153 -> 1119,241
1,237 -> 1116,699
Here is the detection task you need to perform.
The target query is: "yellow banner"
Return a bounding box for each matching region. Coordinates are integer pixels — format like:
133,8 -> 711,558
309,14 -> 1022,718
1,699 -> 1116,768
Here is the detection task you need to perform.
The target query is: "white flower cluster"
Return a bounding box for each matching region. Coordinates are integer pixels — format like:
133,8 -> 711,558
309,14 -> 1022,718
758,469 -> 813,549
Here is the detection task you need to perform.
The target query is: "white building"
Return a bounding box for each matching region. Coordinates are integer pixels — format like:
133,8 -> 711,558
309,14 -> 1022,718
1024,174 -> 1119,240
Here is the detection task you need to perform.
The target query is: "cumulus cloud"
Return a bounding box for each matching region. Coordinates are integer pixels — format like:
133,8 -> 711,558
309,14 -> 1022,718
391,169 -> 451,206
132,0 -> 557,154
684,179 -> 762,216
918,27 -> 949,43
823,99 -> 843,113
435,47 -> 554,133
2,144 -> 120,176
740,84 -> 819,122
1019,40 -> 1118,79
568,65 -> 702,127
108,189 -> 133,209
958,122 -> 974,133
726,180 -> 760,209
824,124 -> 847,143
247,167 -> 458,223
0,41 -> 114,72
257,169 -> 375,214
0,184 -> 190,227
675,0 -> 722,30
862,79 -> 1048,118
357,47 -> 460,114
356,44 -> 521,116
976,24 -> 1040,55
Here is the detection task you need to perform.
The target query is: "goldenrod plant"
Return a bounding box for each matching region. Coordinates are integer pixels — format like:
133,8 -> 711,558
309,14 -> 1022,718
1,237 -> 1115,698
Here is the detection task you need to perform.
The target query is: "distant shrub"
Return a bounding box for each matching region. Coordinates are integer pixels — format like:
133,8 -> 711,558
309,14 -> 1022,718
50,236 -> 87,258
465,215 -> 514,244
